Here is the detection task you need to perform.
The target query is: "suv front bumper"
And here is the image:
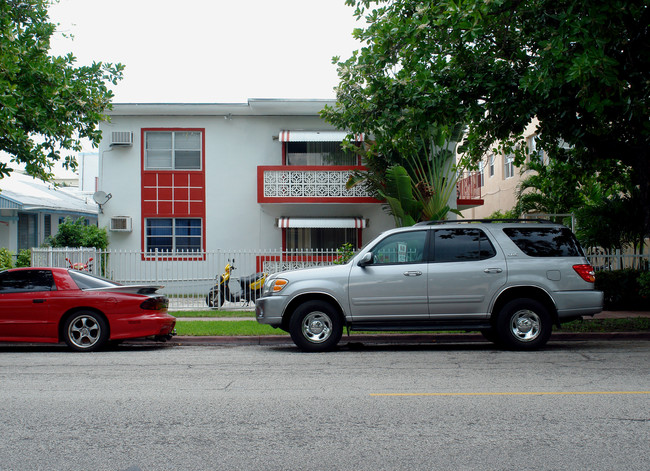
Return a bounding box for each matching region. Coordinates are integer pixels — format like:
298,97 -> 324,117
255,296 -> 286,327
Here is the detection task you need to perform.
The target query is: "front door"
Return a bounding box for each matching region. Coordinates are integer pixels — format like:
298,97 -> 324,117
348,230 -> 429,321
0,269 -> 57,341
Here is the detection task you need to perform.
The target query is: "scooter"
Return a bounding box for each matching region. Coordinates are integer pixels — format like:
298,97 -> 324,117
206,259 -> 267,308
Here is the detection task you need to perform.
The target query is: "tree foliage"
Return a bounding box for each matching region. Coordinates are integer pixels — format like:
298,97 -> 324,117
47,217 -> 108,249
0,0 -> 123,181
515,157 -> 646,253
326,0 -> 650,230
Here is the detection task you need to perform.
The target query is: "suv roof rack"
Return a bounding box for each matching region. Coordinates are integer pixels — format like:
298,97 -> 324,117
414,218 -> 558,226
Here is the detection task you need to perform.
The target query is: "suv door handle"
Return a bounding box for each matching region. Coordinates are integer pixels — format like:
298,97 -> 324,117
403,271 -> 423,276
33,299 -> 46,303
484,268 -> 503,274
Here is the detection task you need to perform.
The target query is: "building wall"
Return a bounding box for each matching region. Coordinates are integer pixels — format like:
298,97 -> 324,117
98,108 -> 394,252
461,120 -> 540,219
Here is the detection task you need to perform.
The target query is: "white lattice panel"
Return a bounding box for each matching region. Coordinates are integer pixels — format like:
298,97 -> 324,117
263,170 -> 370,198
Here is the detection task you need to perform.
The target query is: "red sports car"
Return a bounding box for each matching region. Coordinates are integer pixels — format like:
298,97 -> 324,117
0,267 -> 176,351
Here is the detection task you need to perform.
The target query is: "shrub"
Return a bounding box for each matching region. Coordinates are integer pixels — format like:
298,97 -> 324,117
0,248 -> 14,270
639,272 -> 650,298
47,217 -> 108,249
595,269 -> 650,311
16,249 -> 31,267
333,243 -> 355,265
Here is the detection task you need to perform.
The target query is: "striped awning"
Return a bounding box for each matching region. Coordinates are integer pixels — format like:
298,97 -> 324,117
278,130 -> 363,142
277,217 -> 367,229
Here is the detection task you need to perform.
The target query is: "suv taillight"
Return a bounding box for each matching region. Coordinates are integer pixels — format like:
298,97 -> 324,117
573,264 -> 596,283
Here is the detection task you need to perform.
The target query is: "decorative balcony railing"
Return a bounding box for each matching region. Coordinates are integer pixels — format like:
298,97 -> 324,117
258,166 -> 483,207
457,171 -> 482,201
257,166 -> 377,203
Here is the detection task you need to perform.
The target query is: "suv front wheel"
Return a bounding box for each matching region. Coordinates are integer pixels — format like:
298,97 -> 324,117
496,298 -> 552,350
289,300 -> 343,352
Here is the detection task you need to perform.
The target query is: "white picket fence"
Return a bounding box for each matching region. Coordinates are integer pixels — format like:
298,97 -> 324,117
31,247 -> 649,311
31,247 -> 343,311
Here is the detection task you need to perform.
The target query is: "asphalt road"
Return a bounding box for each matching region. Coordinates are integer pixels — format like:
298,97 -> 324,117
1,339 -> 649,471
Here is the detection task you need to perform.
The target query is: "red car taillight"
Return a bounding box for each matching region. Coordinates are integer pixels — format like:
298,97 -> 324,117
573,264 -> 596,283
140,296 -> 169,310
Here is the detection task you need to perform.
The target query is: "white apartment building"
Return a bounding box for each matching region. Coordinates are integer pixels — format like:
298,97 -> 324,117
97,99 -> 484,259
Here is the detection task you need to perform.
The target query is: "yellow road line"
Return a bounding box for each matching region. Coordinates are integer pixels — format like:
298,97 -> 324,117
371,391 -> 650,397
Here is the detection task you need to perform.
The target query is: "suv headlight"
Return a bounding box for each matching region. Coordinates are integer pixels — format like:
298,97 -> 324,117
263,278 -> 289,296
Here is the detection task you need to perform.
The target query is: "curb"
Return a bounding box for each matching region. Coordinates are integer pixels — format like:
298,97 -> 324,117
131,331 -> 650,347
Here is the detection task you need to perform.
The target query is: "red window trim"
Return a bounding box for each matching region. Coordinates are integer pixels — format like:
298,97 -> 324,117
141,128 -> 206,260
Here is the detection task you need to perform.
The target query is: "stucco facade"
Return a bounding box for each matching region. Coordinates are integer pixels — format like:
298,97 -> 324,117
461,120 -> 541,219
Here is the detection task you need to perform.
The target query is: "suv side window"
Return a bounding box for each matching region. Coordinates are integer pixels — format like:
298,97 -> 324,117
503,227 -> 583,257
372,231 -> 427,265
430,229 -> 496,262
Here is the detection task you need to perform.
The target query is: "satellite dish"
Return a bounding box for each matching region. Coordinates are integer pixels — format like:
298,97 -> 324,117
92,191 -> 112,213
93,191 -> 112,205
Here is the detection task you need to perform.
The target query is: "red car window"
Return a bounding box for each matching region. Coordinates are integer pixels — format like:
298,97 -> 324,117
0,270 -> 56,293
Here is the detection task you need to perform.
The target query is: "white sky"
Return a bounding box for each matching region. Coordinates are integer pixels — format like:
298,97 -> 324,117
48,0 -> 365,103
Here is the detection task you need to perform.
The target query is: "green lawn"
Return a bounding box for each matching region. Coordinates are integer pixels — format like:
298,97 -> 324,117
173,310 -> 254,318
171,314 -> 650,337
175,320 -> 284,336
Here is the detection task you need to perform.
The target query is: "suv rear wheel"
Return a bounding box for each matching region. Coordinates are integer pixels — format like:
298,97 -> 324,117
289,300 -> 343,352
496,298 -> 552,350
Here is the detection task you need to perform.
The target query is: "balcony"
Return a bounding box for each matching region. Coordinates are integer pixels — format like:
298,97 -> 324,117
257,166 -> 484,209
257,166 -> 377,203
457,172 -> 484,210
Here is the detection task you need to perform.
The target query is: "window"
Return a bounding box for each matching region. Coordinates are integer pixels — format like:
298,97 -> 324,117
371,231 -> 427,265
504,154 -> 515,179
145,131 -> 201,170
489,154 -> 495,177
527,135 -> 544,163
43,214 -> 51,239
430,229 -> 496,262
18,213 -> 37,251
286,228 -> 358,251
0,270 -> 55,293
68,270 -> 119,290
478,161 -> 485,187
145,218 -> 202,253
503,227 -> 584,257
286,141 -> 357,166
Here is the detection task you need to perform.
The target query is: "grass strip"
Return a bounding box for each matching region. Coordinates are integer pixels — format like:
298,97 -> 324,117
554,317 -> 650,332
173,317 -> 650,337
172,311 -> 254,318
175,320 -> 285,336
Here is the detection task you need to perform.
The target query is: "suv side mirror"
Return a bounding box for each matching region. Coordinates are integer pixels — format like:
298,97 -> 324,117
358,252 -> 373,267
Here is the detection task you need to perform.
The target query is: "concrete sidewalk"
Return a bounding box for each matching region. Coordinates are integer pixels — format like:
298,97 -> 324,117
162,311 -> 650,347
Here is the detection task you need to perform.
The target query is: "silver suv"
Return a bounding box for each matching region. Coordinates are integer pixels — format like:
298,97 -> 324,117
255,220 -> 603,351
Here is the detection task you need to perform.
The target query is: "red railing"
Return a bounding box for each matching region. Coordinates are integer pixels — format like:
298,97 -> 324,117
457,172 -> 482,201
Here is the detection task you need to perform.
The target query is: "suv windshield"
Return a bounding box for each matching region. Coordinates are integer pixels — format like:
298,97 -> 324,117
503,227 -> 584,257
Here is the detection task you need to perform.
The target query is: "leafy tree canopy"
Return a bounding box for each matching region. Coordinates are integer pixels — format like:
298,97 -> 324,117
47,217 -> 108,249
0,0 -> 123,181
325,0 -> 650,229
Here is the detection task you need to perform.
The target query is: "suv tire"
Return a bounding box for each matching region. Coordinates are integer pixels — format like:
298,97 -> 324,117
496,298 -> 552,350
289,300 -> 343,352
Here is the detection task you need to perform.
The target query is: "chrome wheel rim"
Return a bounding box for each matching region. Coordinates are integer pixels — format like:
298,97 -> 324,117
302,312 -> 332,344
68,315 -> 101,349
510,310 -> 541,342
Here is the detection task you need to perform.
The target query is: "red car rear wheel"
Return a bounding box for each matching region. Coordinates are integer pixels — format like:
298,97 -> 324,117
63,312 -> 109,352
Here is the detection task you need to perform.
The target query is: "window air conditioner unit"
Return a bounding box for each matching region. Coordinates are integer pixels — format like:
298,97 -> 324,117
110,216 -> 132,232
110,131 -> 133,147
